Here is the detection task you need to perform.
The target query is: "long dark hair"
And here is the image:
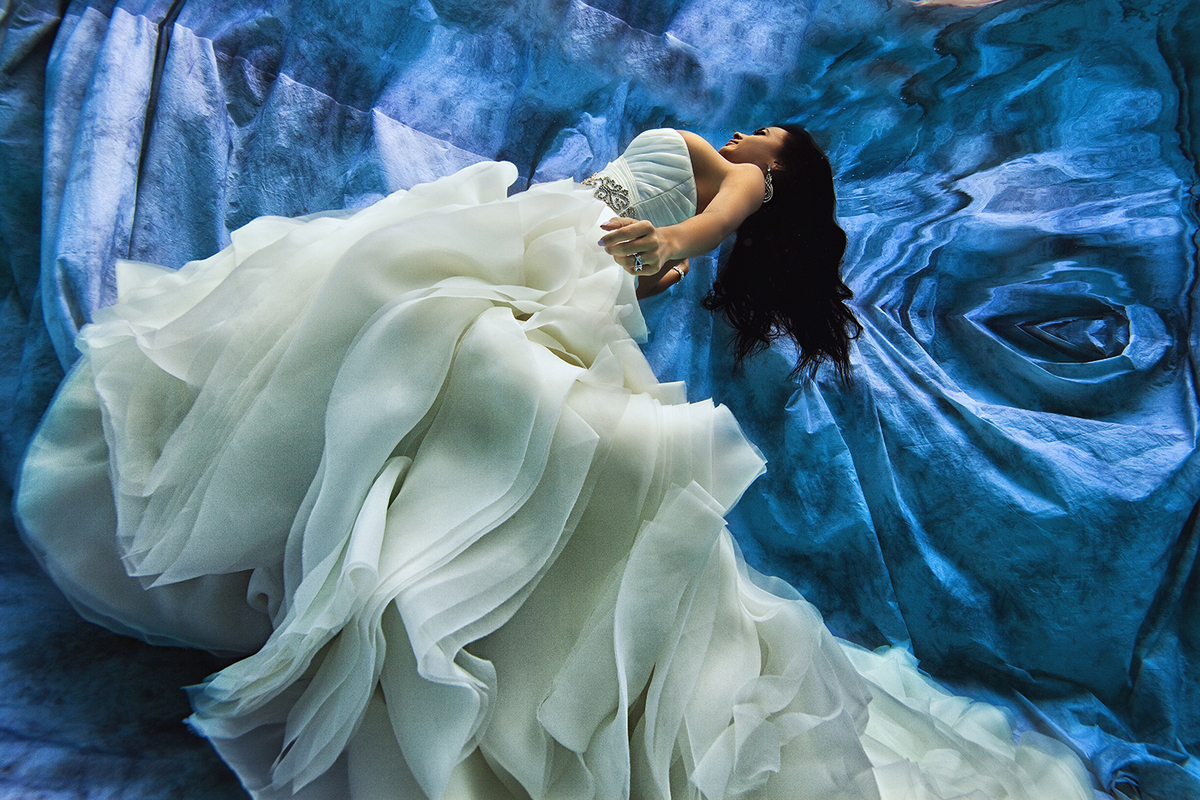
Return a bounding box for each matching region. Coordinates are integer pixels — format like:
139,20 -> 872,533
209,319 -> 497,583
701,124 -> 860,382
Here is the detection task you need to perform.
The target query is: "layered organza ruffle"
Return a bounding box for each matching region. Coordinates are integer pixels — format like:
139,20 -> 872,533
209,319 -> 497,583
17,162 -> 1093,800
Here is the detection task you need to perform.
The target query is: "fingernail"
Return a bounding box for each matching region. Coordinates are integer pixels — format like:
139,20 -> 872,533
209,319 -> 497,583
597,240 -> 605,246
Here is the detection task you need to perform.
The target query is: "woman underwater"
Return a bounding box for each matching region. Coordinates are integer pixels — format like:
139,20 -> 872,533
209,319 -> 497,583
16,124 -> 1096,799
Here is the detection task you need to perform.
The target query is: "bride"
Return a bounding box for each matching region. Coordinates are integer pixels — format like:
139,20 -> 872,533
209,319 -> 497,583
16,124 -> 1095,799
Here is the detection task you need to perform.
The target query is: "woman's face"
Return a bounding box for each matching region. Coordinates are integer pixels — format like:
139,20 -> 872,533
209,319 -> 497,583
719,127 -> 789,170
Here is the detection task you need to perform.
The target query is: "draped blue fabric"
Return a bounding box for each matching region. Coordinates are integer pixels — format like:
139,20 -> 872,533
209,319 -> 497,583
1,0 -> 1197,796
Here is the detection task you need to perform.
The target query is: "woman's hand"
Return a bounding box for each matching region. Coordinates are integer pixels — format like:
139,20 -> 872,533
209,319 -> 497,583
598,217 -> 675,276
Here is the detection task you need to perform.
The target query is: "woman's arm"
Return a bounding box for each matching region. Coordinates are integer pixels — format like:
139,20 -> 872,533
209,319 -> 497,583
635,258 -> 689,299
599,130 -> 764,275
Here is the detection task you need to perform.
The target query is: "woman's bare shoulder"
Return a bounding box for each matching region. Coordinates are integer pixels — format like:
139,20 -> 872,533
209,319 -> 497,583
676,130 -> 760,212
677,131 -> 724,170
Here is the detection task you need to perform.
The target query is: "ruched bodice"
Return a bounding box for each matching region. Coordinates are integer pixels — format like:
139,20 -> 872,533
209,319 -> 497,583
583,128 -> 697,227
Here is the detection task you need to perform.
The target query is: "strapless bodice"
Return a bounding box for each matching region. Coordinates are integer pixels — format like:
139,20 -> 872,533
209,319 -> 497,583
583,128 -> 697,228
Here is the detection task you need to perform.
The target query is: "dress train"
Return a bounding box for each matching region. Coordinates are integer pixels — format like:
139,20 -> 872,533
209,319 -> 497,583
18,162 -> 1094,799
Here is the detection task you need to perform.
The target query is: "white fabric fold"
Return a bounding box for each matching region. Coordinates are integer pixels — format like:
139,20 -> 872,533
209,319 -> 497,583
17,159 -> 1095,800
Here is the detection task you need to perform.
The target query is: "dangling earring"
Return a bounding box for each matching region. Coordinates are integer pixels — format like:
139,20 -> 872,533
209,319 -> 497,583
763,167 -> 774,204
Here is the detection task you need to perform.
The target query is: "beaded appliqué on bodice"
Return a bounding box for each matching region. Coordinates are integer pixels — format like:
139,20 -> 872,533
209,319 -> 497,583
582,174 -> 633,216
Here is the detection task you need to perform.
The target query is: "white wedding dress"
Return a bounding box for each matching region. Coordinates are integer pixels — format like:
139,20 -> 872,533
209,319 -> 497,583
17,130 -> 1095,800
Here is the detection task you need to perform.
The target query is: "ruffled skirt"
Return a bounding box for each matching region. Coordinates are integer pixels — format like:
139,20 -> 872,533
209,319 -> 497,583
17,162 -> 1094,800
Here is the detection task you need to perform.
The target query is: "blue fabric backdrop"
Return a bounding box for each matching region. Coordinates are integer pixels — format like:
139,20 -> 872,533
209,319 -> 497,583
1,0 -> 1197,797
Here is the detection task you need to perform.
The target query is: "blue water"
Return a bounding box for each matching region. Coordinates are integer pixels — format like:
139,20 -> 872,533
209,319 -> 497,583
1,0 -> 1196,796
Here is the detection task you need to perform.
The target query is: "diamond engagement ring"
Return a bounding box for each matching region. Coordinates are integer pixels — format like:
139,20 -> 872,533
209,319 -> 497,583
634,255 -> 644,273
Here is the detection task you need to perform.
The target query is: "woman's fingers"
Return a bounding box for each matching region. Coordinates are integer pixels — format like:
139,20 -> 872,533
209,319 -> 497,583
607,236 -> 655,261
611,239 -> 651,259
599,216 -> 637,231
621,252 -> 659,275
598,219 -> 665,275
598,219 -> 652,251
